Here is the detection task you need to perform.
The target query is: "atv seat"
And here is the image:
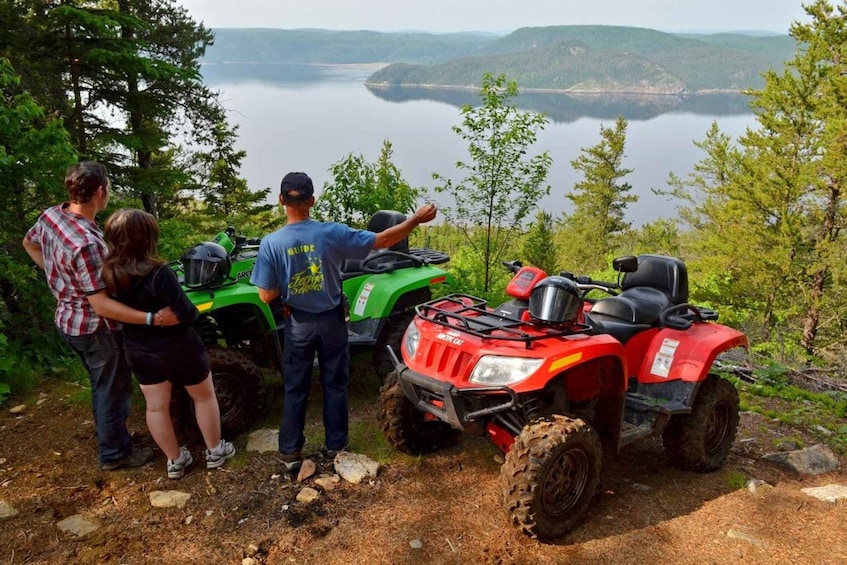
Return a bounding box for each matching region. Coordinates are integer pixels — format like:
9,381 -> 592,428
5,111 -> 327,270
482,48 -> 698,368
586,255 -> 689,342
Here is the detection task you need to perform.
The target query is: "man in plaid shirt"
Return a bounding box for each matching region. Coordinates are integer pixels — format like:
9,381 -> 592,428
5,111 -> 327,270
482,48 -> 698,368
23,161 -> 178,470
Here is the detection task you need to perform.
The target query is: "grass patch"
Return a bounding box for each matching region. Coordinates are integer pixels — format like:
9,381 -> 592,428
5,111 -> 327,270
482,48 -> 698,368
726,469 -> 747,490
730,375 -> 847,456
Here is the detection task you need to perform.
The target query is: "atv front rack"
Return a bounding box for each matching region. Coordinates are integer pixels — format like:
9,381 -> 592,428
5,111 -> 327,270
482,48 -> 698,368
415,293 -> 590,349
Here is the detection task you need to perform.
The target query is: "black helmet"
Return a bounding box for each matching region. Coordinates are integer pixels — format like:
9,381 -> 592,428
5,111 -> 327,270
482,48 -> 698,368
181,242 -> 231,289
529,276 -> 583,325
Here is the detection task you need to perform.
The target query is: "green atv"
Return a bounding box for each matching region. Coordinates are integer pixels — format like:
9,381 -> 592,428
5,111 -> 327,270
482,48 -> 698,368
170,211 -> 454,438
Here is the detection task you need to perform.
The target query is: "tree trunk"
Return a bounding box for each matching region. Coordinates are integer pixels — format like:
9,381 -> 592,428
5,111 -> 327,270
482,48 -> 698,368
64,22 -> 86,157
800,268 -> 826,355
801,182 -> 840,355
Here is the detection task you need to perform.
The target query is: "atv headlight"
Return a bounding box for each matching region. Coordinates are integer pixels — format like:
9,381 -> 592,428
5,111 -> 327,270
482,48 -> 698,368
402,320 -> 421,359
469,355 -> 543,386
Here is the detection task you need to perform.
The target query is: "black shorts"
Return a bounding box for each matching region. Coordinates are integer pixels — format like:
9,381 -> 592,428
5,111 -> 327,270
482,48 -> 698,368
124,329 -> 210,387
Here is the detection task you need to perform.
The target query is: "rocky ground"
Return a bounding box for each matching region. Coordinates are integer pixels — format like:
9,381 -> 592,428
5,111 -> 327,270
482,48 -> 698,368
0,376 -> 845,565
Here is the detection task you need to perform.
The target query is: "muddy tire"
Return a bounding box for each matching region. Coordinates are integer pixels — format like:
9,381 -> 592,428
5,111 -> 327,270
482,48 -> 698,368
662,374 -> 739,472
372,311 -> 415,382
378,370 -> 460,455
173,347 -> 263,440
499,416 -> 601,541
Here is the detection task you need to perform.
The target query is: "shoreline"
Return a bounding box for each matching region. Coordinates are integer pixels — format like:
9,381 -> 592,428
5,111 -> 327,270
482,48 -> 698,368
199,61 -> 744,95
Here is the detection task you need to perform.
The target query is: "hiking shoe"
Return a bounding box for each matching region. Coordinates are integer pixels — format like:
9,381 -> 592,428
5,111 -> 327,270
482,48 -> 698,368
206,440 -> 236,469
100,446 -> 155,471
323,444 -> 349,460
279,451 -> 302,472
167,446 -> 193,479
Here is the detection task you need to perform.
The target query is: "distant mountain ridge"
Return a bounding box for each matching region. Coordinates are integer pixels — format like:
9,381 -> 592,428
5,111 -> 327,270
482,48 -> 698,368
204,26 -> 797,94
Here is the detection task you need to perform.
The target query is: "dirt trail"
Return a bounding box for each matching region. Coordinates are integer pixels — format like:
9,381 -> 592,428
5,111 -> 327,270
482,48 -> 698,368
0,379 -> 845,564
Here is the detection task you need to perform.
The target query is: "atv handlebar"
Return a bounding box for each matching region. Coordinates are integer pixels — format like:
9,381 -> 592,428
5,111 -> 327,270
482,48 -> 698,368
502,260 -> 523,274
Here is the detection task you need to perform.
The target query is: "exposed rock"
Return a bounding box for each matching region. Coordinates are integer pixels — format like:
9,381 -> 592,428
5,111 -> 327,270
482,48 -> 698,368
246,428 -> 278,453
57,514 -> 99,537
745,478 -> 772,496
296,459 -> 317,482
813,425 -> 833,437
775,439 -> 801,452
314,474 -> 339,491
0,499 -> 18,519
727,528 -> 764,546
296,487 -> 319,503
242,558 -> 257,565
762,444 -> 839,475
245,543 -> 260,556
410,539 -> 423,549
9,404 -> 26,415
148,490 -> 192,509
801,484 -> 847,503
334,452 -> 379,484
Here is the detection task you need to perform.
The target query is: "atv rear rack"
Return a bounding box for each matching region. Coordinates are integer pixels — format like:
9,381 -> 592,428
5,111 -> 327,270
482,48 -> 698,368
415,293 -> 590,349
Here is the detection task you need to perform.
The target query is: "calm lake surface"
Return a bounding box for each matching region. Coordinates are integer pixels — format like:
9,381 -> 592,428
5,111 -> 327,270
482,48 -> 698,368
201,63 -> 758,226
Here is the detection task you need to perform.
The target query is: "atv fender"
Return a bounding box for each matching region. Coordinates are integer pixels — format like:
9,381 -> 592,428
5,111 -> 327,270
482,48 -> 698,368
344,266 -> 454,323
635,324 -> 747,384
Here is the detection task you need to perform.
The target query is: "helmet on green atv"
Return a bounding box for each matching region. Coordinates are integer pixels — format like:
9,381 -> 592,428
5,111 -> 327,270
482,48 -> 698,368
181,242 -> 231,289
529,276 -> 583,326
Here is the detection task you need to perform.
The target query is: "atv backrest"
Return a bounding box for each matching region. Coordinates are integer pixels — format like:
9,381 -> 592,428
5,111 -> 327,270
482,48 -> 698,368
621,254 -> 689,304
342,210 -> 410,277
368,210 -> 409,254
587,254 -> 689,333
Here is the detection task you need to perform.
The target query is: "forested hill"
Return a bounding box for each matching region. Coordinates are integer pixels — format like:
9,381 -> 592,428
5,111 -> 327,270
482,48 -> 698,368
368,26 -> 797,93
204,26 -> 796,93
205,28 -> 495,65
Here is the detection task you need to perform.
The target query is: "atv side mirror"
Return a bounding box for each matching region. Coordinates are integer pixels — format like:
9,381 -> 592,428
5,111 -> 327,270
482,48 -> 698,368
612,256 -> 638,273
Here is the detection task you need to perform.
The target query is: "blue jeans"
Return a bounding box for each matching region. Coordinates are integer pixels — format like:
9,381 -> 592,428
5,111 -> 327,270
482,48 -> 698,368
279,307 -> 349,454
60,329 -> 133,465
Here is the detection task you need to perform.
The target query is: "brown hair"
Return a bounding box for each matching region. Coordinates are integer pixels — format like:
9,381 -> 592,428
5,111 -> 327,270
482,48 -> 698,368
102,209 -> 164,295
65,161 -> 109,204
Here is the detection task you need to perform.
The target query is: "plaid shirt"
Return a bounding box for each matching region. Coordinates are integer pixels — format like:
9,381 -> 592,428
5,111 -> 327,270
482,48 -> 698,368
25,204 -> 118,336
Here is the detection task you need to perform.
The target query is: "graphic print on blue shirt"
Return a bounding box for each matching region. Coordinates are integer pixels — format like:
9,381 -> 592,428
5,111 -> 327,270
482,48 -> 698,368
289,246 -> 323,297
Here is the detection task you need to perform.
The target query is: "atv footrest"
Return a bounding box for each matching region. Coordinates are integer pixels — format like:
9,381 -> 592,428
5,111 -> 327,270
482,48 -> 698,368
625,392 -> 691,415
619,420 -> 657,445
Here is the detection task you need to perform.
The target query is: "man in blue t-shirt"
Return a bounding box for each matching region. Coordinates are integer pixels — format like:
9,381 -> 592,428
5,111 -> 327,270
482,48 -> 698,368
251,171 -> 437,471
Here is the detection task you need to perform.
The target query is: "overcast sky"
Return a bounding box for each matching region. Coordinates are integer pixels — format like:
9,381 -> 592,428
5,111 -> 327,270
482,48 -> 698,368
178,0 -> 810,34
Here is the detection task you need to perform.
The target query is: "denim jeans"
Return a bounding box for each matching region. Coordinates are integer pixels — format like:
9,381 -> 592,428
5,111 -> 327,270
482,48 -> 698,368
60,329 -> 133,465
278,307 -> 349,454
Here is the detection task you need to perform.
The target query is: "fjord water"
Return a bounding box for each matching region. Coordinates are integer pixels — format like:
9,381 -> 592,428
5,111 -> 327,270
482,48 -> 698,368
201,63 -> 757,226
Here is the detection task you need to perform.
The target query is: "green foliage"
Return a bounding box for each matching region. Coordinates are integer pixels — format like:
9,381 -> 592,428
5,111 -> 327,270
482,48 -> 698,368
628,219 -> 681,257
434,73 -> 551,292
189,120 -> 275,231
558,116 -> 635,272
664,2 -> 847,361
314,140 -> 423,228
0,58 -> 77,390
521,211 -> 558,275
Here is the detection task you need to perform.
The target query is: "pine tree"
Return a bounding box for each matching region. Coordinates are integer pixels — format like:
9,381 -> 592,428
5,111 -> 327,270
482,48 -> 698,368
560,116 -> 635,272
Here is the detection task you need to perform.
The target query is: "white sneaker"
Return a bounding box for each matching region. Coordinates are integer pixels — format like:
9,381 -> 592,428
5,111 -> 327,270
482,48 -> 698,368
167,446 -> 193,479
206,440 -> 236,469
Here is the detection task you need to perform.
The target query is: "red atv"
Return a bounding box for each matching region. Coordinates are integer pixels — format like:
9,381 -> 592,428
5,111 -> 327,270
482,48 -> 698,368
378,254 -> 748,540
